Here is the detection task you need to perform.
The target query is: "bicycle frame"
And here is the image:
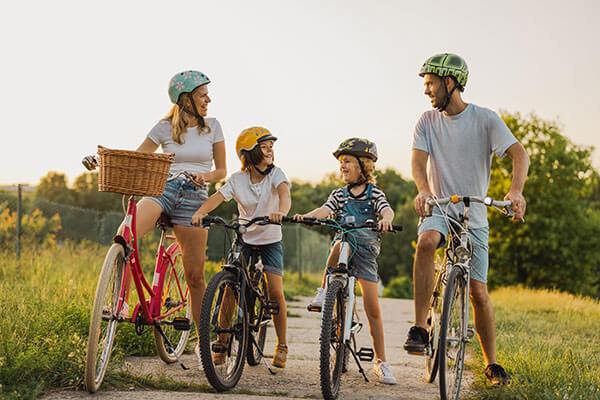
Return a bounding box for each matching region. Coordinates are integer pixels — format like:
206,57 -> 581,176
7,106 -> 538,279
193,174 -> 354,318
113,196 -> 188,325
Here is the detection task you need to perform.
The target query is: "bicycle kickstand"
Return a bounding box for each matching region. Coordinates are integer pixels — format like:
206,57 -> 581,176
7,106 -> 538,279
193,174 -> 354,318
346,343 -> 369,382
153,322 -> 189,370
248,334 -> 277,375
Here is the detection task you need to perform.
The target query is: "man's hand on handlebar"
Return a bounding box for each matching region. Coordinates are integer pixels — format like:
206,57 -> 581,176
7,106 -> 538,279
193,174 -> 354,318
414,190 -> 434,218
503,191 -> 526,221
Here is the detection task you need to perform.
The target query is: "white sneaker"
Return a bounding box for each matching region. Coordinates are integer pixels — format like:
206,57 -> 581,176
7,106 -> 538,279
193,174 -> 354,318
309,288 -> 325,309
374,359 -> 397,385
195,343 -> 203,371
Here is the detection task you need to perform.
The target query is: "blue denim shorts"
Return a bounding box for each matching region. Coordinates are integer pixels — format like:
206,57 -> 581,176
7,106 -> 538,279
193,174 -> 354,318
239,241 -> 284,277
145,176 -> 208,227
330,229 -> 381,283
418,211 -> 490,283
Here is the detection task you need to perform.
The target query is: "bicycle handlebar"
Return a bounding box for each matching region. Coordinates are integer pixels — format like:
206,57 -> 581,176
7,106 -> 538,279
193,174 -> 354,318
200,215 -> 281,231
425,195 -> 524,222
281,216 -> 403,233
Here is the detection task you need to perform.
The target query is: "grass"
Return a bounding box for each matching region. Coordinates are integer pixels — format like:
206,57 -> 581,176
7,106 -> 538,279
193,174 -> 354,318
0,243 -> 320,400
467,287 -> 600,400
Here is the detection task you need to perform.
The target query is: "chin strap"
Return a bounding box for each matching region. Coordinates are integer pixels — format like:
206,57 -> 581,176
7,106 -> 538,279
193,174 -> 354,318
178,96 -> 206,129
348,156 -> 367,188
255,164 -> 274,176
437,78 -> 459,113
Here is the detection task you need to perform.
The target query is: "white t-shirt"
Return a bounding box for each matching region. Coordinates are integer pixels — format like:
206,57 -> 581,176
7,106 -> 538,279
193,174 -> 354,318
218,167 -> 290,245
412,103 -> 518,228
147,117 -> 225,175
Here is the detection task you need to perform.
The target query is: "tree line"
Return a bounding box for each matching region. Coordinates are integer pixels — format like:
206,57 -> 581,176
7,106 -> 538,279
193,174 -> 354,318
17,112 -> 600,298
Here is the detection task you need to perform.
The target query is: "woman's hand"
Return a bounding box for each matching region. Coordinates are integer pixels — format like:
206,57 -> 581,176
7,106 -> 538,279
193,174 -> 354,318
191,173 -> 207,186
191,210 -> 206,227
269,211 -> 286,223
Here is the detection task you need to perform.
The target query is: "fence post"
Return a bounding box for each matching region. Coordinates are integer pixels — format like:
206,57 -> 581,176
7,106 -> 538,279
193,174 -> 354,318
16,184 -> 22,260
297,224 -> 302,280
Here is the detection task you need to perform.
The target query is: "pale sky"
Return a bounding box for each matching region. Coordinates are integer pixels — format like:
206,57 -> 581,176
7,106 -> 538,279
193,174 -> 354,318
2,0 -> 599,186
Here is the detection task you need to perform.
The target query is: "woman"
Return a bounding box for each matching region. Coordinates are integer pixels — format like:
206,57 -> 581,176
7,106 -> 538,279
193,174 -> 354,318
86,70 -> 226,368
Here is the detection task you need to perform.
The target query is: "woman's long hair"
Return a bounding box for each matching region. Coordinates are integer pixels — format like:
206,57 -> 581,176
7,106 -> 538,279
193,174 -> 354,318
163,92 -> 211,144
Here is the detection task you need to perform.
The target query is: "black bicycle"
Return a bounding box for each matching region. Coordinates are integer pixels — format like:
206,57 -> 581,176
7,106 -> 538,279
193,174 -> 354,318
284,216 -> 401,400
197,215 -> 280,392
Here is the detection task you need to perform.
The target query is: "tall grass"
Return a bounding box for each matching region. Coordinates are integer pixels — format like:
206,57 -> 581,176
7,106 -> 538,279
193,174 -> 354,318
468,287 -> 600,400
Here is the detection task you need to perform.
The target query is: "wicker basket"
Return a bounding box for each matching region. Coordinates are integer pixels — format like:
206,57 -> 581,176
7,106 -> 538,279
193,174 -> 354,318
97,145 -> 174,197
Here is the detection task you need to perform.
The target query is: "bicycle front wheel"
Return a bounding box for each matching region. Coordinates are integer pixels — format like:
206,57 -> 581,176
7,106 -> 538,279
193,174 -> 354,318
84,243 -> 125,393
438,266 -> 467,400
199,270 -> 248,392
426,260 -> 445,383
319,279 -> 346,400
154,244 -> 191,363
247,270 -> 268,366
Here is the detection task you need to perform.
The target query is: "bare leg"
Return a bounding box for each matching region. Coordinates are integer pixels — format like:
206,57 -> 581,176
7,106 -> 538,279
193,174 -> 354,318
470,280 -> 496,366
413,230 -> 442,328
358,278 -> 387,362
266,272 -> 287,346
320,241 -> 341,287
172,224 -> 208,337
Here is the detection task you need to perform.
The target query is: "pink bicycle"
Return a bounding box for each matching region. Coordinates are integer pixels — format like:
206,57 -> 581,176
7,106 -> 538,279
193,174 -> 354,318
83,153 -> 196,392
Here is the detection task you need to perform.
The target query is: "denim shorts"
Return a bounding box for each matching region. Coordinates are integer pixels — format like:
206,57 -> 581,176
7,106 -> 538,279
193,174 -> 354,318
145,175 -> 208,227
418,211 -> 490,283
239,241 -> 284,277
329,229 -> 381,283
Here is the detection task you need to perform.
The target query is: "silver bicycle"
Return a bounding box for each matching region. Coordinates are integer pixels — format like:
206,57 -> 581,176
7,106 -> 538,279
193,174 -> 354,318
423,195 -> 520,400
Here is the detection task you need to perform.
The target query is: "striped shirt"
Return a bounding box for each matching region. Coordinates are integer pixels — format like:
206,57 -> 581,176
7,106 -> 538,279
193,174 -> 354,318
323,184 -> 392,216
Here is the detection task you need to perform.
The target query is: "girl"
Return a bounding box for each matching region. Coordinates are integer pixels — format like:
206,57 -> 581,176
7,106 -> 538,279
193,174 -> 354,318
191,126 -> 291,368
294,138 -> 397,384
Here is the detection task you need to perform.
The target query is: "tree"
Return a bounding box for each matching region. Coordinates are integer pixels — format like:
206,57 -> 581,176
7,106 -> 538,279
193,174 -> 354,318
487,112 -> 600,297
72,172 -> 122,211
35,172 -> 75,205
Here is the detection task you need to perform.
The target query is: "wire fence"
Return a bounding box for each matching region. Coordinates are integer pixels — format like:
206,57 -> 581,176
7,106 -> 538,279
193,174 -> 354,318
3,189 -> 331,274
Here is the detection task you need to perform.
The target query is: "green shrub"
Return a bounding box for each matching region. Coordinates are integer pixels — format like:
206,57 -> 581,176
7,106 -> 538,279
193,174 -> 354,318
382,276 -> 413,299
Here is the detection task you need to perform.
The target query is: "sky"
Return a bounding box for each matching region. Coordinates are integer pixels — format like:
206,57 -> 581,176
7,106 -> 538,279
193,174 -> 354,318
1,0 -> 599,186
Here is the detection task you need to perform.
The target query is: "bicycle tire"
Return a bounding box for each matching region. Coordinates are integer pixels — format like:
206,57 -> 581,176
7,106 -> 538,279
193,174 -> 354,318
319,279 -> 346,400
84,244 -> 125,393
154,244 -> 191,363
247,270 -> 268,366
199,270 -> 248,392
426,260 -> 445,383
438,266 -> 467,400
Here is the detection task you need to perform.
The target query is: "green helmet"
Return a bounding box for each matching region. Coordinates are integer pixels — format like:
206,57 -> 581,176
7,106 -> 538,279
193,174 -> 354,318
333,138 -> 378,161
419,53 -> 468,89
168,70 -> 210,104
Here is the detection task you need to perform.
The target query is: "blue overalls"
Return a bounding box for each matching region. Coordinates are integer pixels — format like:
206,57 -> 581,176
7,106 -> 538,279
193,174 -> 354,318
333,184 -> 382,282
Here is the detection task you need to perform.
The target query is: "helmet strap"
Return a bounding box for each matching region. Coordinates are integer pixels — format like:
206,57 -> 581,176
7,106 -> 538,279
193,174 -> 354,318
437,77 -> 458,113
255,164 -> 274,176
178,96 -> 206,129
348,156 -> 367,188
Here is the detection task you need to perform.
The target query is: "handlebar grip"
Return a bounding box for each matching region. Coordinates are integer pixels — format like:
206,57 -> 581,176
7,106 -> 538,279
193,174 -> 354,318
392,225 -> 403,232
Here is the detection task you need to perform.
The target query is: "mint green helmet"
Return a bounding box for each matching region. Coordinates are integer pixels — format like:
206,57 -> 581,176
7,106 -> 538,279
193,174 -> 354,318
419,53 -> 468,89
168,70 -> 210,104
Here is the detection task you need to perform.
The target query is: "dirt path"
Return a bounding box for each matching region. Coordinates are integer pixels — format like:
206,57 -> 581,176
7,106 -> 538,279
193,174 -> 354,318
42,297 -> 474,399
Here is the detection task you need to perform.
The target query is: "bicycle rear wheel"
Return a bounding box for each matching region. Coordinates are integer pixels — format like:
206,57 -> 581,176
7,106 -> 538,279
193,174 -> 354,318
247,270 -> 268,366
319,279 -> 346,400
85,244 -> 125,393
154,244 -> 191,363
438,266 -> 467,400
199,270 -> 248,392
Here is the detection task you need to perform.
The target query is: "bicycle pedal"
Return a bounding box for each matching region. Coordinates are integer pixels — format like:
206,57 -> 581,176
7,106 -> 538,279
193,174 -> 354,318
212,342 -> 228,353
172,317 -> 191,331
265,300 -> 280,316
357,347 -> 374,362
307,304 -> 322,312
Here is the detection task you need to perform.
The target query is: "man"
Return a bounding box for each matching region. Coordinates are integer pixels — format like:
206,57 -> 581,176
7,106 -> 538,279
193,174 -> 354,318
403,53 -> 530,385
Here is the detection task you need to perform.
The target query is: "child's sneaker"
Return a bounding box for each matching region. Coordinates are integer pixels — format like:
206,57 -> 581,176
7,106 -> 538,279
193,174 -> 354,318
485,363 -> 510,385
373,359 -> 397,385
308,288 -> 324,311
272,344 -> 288,368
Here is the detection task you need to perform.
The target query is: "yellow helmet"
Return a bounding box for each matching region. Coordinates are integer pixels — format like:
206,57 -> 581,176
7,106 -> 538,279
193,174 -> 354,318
235,126 -> 278,159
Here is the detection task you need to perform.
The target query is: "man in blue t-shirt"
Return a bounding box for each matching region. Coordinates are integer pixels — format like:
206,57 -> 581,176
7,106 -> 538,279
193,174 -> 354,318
403,53 -> 530,386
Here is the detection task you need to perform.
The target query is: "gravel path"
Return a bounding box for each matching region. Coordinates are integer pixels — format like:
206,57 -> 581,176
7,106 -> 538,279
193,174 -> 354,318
42,296 -> 474,399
